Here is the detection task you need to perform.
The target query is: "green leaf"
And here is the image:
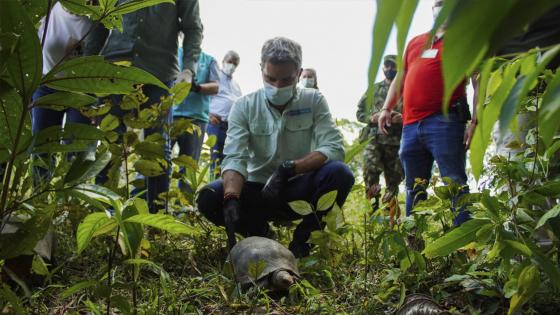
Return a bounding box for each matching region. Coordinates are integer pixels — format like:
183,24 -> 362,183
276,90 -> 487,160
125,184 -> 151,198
394,0 -> 418,72
33,91 -> 97,111
366,0 -> 403,103
470,61 -> 521,179
60,0 -> 103,18
247,259 -> 267,281
134,159 -> 166,177
135,141 -> 165,160
540,66 -> 560,146
503,240 -> 532,257
124,214 -> 199,235
288,200 -> 313,216
74,183 -> 121,205
60,280 -> 98,299
317,190 -> 338,212
508,265 -> 540,315
170,81 -> 191,104
0,32 -> 19,73
0,284 -> 26,315
32,255 -> 50,276
172,154 -> 198,172
100,114 -> 120,132
532,248 -> 560,289
108,0 -> 174,16
76,212 -> 114,254
532,180 -> 560,197
344,138 -> 370,164
64,152 -> 112,186
1,0 -> 42,101
42,56 -> 168,94
422,219 -> 491,258
0,84 -> 32,163
535,204 -> 560,229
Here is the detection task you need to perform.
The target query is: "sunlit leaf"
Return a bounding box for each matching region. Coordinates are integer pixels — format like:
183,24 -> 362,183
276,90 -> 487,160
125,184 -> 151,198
247,259 -> 267,281
288,200 -> 313,216
422,219 -> 491,258
76,212 -> 114,254
33,91 -> 97,111
317,190 -> 338,212
508,265 -> 540,315
124,214 -> 199,235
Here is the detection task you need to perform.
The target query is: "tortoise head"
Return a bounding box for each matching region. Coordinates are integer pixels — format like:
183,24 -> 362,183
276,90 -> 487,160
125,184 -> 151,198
270,270 -> 295,291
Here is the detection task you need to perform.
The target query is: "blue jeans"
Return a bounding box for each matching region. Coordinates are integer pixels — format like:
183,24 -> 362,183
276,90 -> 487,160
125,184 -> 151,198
206,121 -> 228,180
31,85 -> 92,183
96,83 -> 173,213
172,118 -> 207,193
399,113 -> 470,225
197,161 -> 355,253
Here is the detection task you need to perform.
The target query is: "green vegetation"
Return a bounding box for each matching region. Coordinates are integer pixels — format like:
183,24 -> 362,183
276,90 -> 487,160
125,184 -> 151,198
1,0 -> 560,314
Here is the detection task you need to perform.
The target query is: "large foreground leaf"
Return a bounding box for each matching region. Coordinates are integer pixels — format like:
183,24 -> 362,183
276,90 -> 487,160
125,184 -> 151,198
423,219 -> 491,258
76,212 -> 114,254
42,56 -> 168,94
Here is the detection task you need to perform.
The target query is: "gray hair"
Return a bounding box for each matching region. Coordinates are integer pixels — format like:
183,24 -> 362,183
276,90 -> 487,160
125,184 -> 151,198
223,50 -> 240,62
261,37 -> 302,69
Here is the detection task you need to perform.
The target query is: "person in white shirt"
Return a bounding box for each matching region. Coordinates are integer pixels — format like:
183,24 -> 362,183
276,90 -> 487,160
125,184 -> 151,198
207,51 -> 242,179
32,2 -> 94,182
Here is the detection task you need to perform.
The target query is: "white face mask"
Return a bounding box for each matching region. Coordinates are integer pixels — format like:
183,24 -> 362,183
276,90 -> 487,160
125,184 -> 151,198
264,81 -> 295,106
300,78 -> 315,88
223,62 -> 237,76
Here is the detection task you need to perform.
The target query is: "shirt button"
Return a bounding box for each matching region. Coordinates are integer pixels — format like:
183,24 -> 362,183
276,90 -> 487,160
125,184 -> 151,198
134,53 -> 139,57
139,18 -> 144,22
137,36 -> 141,40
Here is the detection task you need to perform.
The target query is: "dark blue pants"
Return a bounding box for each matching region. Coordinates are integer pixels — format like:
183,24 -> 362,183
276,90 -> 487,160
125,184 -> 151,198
399,112 -> 470,225
172,118 -> 207,193
31,85 -> 92,182
97,83 -> 172,213
197,161 -> 355,249
206,121 -> 228,179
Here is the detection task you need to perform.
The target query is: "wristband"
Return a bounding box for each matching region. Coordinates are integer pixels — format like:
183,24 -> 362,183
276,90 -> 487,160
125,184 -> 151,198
223,192 -> 240,202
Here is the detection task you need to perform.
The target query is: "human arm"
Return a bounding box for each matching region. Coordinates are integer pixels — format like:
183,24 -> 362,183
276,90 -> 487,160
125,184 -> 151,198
177,0 -> 203,73
312,92 -> 345,162
194,59 -> 220,95
356,93 -> 370,123
378,70 -> 404,134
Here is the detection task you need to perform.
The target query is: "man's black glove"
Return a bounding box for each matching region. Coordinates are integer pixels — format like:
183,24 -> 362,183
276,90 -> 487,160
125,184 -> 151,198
261,160 -> 296,200
223,198 -> 240,249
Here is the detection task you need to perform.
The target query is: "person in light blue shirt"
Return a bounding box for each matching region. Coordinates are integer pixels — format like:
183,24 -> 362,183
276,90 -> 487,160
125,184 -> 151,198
208,51 -> 242,179
173,49 -> 219,193
197,37 -> 355,257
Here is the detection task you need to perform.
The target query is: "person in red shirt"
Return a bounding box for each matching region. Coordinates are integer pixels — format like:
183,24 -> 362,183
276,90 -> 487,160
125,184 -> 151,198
378,0 -> 478,225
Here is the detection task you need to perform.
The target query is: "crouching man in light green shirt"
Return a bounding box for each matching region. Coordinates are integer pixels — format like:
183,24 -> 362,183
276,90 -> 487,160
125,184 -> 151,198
196,37 -> 355,257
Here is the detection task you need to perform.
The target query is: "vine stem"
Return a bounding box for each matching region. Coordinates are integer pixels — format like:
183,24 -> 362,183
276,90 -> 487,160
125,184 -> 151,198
40,0 -> 53,48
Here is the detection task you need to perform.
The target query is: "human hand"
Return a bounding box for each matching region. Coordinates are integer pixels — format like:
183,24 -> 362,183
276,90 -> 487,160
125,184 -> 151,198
223,198 -> 240,249
177,69 -> 193,84
370,112 -> 380,126
261,161 -> 296,200
377,109 -> 393,134
391,112 -> 403,125
210,114 -> 221,125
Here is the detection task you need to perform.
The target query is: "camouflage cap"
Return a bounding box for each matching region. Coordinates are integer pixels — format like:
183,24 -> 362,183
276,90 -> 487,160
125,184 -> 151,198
384,55 -> 397,64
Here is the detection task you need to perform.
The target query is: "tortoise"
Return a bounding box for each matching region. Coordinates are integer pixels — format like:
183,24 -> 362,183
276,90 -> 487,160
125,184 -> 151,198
395,294 -> 450,315
229,236 -> 300,291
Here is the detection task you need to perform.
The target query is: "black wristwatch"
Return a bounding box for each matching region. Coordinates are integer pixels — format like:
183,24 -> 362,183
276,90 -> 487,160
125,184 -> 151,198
281,160 -> 296,178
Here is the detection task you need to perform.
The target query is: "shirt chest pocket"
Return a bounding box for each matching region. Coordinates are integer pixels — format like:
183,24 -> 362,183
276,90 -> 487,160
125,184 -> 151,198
285,115 -> 313,132
249,122 -> 275,156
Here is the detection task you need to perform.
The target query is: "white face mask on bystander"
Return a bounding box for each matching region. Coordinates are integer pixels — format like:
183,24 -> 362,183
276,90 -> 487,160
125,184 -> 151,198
223,62 -> 237,76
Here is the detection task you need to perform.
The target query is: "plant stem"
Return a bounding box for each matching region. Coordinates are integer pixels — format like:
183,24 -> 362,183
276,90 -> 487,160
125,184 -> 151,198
40,0 -> 53,48
0,96 -> 29,229
106,225 -> 120,314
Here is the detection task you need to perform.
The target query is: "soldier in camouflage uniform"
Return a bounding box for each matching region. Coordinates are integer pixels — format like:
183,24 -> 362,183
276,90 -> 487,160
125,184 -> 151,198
356,55 -> 404,206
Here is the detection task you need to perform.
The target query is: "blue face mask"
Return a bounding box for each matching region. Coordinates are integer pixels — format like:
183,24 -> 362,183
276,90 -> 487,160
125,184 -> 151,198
264,81 -> 295,105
